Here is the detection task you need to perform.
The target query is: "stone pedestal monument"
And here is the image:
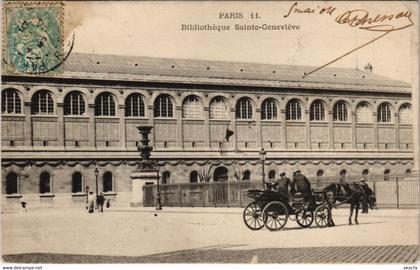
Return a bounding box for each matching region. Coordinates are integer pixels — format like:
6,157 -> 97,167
130,126 -> 160,207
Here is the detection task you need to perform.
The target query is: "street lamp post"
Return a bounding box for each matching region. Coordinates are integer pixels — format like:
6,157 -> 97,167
156,170 -> 162,210
94,167 -> 99,209
94,167 -> 99,197
85,185 -> 89,209
260,148 -> 266,189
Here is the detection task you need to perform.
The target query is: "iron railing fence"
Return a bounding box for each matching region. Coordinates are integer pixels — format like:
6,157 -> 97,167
143,173 -> 419,208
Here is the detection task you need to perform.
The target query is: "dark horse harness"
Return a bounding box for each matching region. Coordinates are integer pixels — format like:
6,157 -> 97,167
325,183 -> 362,206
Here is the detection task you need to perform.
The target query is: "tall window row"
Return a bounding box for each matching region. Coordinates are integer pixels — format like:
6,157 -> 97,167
1,89 -> 412,124
4,171 -> 114,194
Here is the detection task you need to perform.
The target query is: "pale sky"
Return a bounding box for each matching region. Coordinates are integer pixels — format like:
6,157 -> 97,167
64,1 -> 417,83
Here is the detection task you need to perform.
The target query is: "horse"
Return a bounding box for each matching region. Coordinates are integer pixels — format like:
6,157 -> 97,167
323,183 -> 368,226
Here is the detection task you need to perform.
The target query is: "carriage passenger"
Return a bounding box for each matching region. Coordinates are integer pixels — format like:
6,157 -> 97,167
275,172 -> 293,200
291,170 -> 314,207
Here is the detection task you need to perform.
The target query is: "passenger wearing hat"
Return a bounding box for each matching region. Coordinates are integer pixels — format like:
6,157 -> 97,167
291,170 -> 313,207
275,172 -> 293,200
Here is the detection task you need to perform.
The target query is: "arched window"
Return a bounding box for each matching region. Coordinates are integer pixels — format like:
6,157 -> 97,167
286,99 -> 302,120
242,170 -> 251,181
268,170 -> 276,180
236,97 -> 253,119
64,91 -> 85,115
214,166 -> 228,182
40,172 -> 51,194
154,95 -> 173,118
362,169 -> 369,176
356,102 -> 372,123
378,103 -> 392,123
316,169 -> 324,187
162,171 -> 171,184
190,171 -> 199,183
125,93 -> 145,117
72,172 -> 83,193
2,89 -> 22,114
384,169 -> 391,181
95,93 -> 116,116
333,101 -> 348,121
103,172 -> 113,192
310,100 -> 325,121
32,90 -> 54,115
405,169 -> 412,176
261,98 -> 278,120
399,104 -> 412,124
317,170 -> 324,178
210,96 -> 228,119
6,172 -> 18,194
339,169 -> 347,183
182,96 -> 202,119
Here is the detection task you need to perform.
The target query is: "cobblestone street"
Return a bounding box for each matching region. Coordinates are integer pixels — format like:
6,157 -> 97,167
3,245 -> 418,263
2,207 -> 418,263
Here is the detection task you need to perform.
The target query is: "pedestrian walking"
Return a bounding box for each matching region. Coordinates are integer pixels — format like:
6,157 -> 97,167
97,192 -> 105,212
88,192 -> 95,213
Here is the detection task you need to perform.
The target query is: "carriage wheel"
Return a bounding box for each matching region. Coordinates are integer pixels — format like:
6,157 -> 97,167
243,202 -> 264,230
262,201 -> 289,231
314,204 -> 330,228
296,209 -> 314,228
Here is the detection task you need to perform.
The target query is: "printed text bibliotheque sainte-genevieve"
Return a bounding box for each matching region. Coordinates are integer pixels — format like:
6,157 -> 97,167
181,23 -> 301,31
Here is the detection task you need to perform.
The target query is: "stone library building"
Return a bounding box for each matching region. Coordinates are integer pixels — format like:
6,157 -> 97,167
1,53 -> 414,208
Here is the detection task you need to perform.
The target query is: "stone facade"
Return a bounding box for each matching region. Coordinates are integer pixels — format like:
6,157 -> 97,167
1,53 -> 414,208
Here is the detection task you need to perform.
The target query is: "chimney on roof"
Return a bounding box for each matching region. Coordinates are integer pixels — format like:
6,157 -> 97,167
364,63 -> 373,72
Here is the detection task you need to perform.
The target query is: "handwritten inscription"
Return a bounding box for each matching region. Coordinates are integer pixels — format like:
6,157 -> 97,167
283,1 -> 413,32
284,2 -> 335,18
281,2 -> 414,78
335,9 -> 413,32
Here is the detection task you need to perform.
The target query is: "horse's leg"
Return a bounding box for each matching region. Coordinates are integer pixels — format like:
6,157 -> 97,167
328,207 -> 335,226
362,196 -> 368,213
355,201 -> 360,224
349,203 -> 353,225
330,203 -> 336,226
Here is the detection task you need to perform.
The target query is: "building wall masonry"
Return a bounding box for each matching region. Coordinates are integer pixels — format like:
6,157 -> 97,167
1,61 -> 414,209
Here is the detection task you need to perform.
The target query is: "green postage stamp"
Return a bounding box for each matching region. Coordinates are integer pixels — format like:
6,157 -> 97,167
2,1 -> 63,74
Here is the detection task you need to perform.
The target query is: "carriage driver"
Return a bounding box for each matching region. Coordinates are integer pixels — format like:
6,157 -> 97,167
291,170 -> 314,207
275,172 -> 293,200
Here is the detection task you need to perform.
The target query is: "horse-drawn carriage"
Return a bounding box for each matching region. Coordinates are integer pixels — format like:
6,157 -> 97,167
243,180 -> 377,230
243,188 -> 331,231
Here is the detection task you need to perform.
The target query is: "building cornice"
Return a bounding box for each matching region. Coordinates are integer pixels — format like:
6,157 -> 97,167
1,157 -> 413,168
2,75 -> 412,97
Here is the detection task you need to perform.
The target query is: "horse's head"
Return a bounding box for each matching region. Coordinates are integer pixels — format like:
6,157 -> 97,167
367,193 -> 376,210
361,185 -> 376,210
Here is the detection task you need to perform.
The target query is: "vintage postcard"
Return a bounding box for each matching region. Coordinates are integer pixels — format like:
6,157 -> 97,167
1,0 -> 419,268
